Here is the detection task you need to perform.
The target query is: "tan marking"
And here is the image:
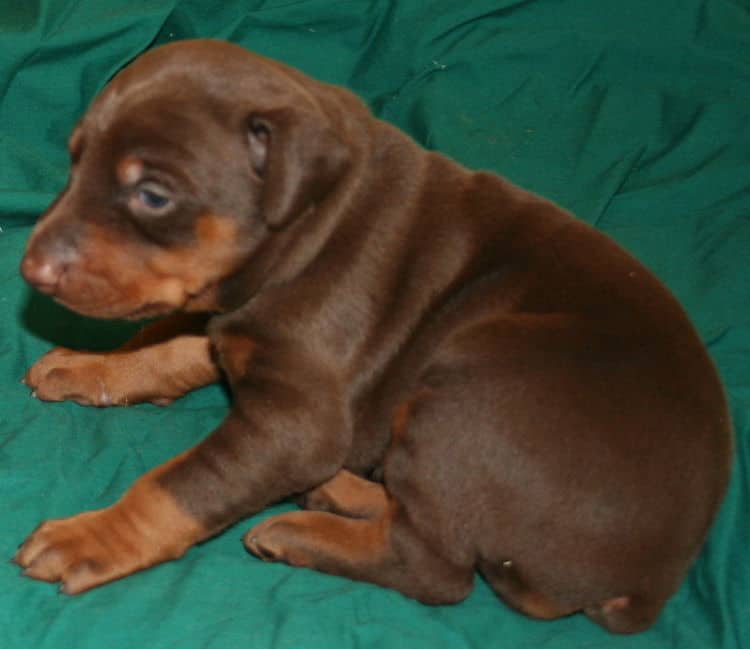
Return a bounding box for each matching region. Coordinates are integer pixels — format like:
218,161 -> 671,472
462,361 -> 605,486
246,504 -> 394,569
116,155 -> 144,185
121,449 -> 207,547
392,400 -> 412,443
514,590 -> 575,620
31,212 -> 247,319
146,213 -> 246,299
489,560 -> 578,620
194,212 -> 237,243
214,332 -> 256,380
16,450 -> 207,594
24,335 -> 218,406
69,224 -> 190,317
391,388 -> 433,443
304,469 -> 388,519
602,596 -> 631,614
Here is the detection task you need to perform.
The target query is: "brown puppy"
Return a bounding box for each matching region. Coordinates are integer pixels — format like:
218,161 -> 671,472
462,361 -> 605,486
16,39 -> 731,633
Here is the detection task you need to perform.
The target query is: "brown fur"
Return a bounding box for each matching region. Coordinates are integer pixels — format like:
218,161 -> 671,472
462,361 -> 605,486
16,40 -> 731,633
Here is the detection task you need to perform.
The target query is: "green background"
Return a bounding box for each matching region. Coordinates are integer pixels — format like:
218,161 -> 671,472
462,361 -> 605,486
1,1 -> 748,647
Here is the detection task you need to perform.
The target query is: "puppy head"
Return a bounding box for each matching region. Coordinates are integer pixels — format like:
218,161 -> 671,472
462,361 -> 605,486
21,40 -> 353,320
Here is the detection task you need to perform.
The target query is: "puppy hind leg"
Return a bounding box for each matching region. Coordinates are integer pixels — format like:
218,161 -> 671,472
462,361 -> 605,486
299,469 -> 388,519
245,503 -> 474,605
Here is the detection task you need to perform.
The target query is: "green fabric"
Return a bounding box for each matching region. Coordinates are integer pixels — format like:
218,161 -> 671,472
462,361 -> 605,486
1,1 -> 748,647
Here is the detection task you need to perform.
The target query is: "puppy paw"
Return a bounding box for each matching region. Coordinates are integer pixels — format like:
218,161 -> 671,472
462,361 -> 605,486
24,348 -> 118,406
244,510 -> 390,581
15,508 -> 149,594
24,348 -> 174,406
244,514 -> 314,568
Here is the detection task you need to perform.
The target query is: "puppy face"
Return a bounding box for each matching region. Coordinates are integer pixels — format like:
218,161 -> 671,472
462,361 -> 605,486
21,41 -> 352,320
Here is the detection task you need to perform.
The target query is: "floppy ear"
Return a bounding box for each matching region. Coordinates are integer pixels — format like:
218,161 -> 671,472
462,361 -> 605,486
247,107 -> 351,229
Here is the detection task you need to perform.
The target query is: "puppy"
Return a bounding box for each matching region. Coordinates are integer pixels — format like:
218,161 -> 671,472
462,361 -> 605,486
16,39 -> 731,634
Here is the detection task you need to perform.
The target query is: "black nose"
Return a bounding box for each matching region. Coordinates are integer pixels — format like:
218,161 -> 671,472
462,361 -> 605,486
20,239 -> 78,295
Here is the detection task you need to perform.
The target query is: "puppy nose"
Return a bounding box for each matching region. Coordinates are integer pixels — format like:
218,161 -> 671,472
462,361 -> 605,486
21,243 -> 78,295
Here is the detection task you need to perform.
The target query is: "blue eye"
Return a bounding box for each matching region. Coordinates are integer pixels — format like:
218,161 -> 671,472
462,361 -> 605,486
138,188 -> 170,210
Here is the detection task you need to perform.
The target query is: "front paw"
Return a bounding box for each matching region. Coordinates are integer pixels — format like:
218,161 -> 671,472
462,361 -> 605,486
24,348 -> 118,406
24,348 -> 176,406
15,508 -> 150,594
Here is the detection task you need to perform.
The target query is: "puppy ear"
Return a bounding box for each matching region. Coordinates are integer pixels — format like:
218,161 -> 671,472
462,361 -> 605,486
248,108 -> 351,229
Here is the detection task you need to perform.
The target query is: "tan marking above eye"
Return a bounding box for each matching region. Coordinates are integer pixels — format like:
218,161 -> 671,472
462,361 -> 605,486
116,155 -> 145,186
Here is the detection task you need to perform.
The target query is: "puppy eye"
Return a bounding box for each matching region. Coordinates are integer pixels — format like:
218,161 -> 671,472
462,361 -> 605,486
139,188 -> 169,208
131,184 -> 173,214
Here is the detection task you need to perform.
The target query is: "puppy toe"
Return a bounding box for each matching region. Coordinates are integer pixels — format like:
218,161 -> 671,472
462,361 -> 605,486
243,518 -> 301,565
24,348 -> 117,405
244,521 -> 284,563
16,522 -> 76,583
15,520 -> 58,566
59,559 -> 108,595
16,510 -> 139,594
32,367 -> 75,402
244,534 -> 281,563
23,548 -> 70,583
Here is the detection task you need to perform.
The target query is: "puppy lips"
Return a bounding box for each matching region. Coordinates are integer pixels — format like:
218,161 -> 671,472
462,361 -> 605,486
54,296 -> 177,321
32,220 -> 236,320
49,267 -> 190,320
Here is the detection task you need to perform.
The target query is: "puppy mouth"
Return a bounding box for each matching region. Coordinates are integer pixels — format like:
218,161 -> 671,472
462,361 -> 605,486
50,293 -> 178,322
120,302 -> 178,321
38,263 -> 191,320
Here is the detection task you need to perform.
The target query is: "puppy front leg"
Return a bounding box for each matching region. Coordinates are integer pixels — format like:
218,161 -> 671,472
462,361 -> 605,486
15,450 -> 205,594
16,358 -> 348,593
24,313 -> 218,406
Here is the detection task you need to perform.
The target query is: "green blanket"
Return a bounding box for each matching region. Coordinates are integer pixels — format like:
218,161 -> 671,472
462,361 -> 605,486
1,2 -> 748,647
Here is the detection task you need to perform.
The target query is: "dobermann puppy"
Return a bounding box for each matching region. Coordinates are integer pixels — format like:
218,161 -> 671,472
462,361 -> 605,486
16,39 -> 731,633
